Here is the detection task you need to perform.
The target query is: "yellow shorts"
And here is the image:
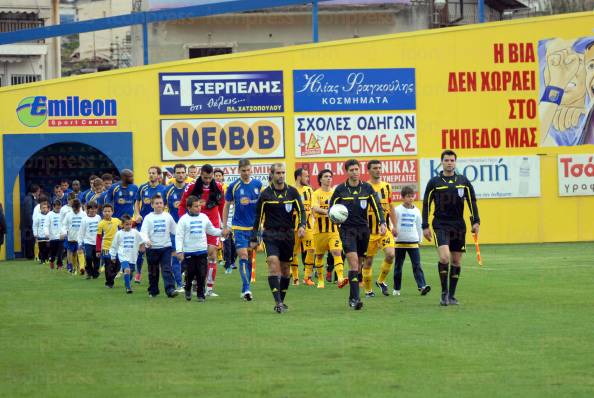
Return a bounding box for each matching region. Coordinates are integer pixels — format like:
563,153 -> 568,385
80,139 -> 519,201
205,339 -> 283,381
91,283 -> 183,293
314,232 -> 342,255
366,230 -> 395,257
293,228 -> 314,253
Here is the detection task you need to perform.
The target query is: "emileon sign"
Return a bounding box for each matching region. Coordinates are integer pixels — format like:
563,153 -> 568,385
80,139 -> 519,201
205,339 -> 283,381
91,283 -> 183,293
16,96 -> 118,127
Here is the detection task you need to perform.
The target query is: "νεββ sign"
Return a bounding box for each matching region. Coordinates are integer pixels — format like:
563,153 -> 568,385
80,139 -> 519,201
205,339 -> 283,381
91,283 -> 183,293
159,71 -> 284,114
295,113 -> 417,157
293,68 -> 415,112
558,154 -> 594,196
419,156 -> 541,199
161,117 -> 284,161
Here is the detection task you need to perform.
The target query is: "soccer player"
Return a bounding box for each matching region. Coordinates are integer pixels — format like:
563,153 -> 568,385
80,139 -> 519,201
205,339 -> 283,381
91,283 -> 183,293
102,173 -> 113,191
33,200 -> 50,264
251,163 -> 305,313
51,185 -> 66,207
96,203 -> 121,288
393,186 -> 430,296
187,165 -> 198,181
134,166 -> 167,284
78,201 -> 102,279
165,163 -> 189,291
363,160 -> 397,297
62,199 -> 85,275
178,164 -> 225,297
141,194 -> 178,298
291,168 -> 316,287
60,180 -> 72,196
79,176 -> 96,204
330,159 -> 385,310
311,169 -> 348,288
176,195 -> 222,302
110,215 -> 146,294
105,170 -> 138,220
82,178 -> 104,207
222,159 -> 262,301
47,200 -> 64,270
422,150 -> 480,306
71,180 -> 82,199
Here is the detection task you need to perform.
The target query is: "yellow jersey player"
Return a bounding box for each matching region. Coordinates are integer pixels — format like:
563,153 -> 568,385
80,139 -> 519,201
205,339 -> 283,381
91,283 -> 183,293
311,169 -> 348,288
292,168 -> 316,286
364,160 -> 397,297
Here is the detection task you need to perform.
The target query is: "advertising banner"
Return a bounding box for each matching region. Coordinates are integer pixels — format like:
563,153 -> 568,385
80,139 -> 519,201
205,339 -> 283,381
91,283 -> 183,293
420,156 -> 541,199
294,113 -> 416,158
159,71 -> 284,114
557,154 -> 594,196
295,159 -> 419,200
293,68 -> 415,112
161,117 -> 284,161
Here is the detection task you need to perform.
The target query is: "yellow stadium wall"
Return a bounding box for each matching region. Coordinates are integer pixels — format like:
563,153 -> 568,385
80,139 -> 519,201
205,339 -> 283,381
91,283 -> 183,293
1,12 -> 593,259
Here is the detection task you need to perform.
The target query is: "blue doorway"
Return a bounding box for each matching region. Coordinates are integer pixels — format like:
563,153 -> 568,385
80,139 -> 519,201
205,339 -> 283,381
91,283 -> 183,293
3,132 -> 133,259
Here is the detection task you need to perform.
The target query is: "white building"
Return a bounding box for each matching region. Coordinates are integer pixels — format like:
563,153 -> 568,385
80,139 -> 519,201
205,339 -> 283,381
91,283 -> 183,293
75,0 -> 133,67
0,0 -> 61,86
138,0 -> 547,65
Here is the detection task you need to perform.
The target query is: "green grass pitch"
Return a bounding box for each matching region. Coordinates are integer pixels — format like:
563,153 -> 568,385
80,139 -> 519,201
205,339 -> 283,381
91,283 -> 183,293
1,243 -> 593,397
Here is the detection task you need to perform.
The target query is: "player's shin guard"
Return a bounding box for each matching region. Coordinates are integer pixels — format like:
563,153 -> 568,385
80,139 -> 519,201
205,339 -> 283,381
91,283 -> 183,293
280,276 -> 290,302
333,255 -> 344,281
362,267 -> 373,292
438,262 -> 449,293
239,258 -> 250,293
304,258 -> 314,280
449,265 -> 461,297
268,276 -> 281,303
348,270 -> 360,301
377,260 -> 392,284
290,250 -> 299,281
124,273 -> 131,290
206,261 -> 217,290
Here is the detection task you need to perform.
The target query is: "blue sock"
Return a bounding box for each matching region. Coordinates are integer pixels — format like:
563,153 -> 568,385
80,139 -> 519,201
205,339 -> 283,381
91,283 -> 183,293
67,263 -> 72,272
172,257 -> 182,287
124,273 -> 131,289
239,258 -> 249,293
136,254 -> 143,274
247,260 -> 253,283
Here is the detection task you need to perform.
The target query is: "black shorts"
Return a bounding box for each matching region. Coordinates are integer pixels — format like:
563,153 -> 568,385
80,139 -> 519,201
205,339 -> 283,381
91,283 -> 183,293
433,222 -> 466,252
263,232 -> 295,263
339,226 -> 370,257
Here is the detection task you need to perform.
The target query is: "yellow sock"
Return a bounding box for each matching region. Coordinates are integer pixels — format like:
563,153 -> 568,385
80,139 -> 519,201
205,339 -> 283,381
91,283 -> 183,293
315,256 -> 325,286
362,267 -> 373,292
304,251 -> 315,280
217,249 -> 223,262
377,260 -> 392,284
333,255 -> 344,281
290,264 -> 299,280
78,251 -> 86,273
34,242 -> 39,260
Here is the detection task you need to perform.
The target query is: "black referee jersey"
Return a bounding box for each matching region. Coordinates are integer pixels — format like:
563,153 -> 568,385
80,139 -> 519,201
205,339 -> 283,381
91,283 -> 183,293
251,184 -> 306,241
329,181 -> 385,228
421,171 -> 480,229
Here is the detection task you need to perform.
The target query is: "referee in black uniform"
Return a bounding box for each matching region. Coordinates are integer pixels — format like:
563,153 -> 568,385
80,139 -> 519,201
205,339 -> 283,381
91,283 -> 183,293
330,159 -> 385,310
251,163 -> 306,313
422,150 -> 480,306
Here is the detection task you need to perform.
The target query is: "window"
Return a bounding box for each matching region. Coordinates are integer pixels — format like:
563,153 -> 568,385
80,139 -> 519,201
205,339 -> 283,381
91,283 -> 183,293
11,74 -> 41,85
189,47 -> 232,59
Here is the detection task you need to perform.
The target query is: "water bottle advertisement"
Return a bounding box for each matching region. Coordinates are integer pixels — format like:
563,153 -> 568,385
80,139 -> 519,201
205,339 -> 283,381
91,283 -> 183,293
419,156 -> 541,199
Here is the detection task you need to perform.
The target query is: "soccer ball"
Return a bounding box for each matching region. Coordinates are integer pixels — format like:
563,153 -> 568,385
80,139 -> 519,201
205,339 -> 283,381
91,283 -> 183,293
329,204 -> 348,224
